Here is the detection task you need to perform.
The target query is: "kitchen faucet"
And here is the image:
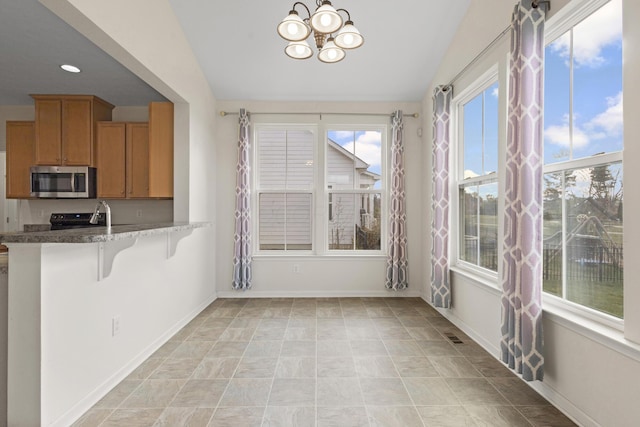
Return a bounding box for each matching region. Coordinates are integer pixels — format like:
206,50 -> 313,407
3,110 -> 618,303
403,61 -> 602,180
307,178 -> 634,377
89,200 -> 111,232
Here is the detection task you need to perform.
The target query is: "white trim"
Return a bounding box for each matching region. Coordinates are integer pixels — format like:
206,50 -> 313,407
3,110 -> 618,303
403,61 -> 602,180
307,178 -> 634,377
451,66 -> 501,275
253,118 -> 391,257
546,0 -> 612,44
450,264 -> 500,290
543,151 -> 623,174
217,290 -> 423,299
528,381 -> 599,427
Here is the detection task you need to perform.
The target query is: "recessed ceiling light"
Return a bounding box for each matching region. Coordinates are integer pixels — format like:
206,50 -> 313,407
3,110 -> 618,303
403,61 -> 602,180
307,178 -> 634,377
60,64 -> 81,73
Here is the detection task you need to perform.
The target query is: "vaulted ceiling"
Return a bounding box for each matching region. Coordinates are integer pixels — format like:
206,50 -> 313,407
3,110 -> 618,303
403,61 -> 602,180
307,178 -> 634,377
0,0 -> 471,105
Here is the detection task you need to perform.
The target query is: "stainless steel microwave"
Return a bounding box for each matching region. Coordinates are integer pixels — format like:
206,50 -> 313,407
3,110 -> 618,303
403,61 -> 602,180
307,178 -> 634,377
30,166 -> 97,198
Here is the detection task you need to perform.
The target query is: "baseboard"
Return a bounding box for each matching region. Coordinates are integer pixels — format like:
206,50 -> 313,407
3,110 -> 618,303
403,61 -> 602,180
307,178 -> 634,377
216,289 -> 424,298
419,296 -> 593,427
52,292 -> 217,427
529,381 -> 599,427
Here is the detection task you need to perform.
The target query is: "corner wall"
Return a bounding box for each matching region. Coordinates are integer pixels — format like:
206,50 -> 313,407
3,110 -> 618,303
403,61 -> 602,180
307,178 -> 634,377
422,0 -> 640,426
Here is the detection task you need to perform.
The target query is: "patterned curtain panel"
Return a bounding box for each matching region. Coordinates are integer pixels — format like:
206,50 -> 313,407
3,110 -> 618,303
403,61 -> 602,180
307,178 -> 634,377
386,110 -> 409,291
232,109 -> 252,290
501,0 -> 547,381
431,86 -> 453,308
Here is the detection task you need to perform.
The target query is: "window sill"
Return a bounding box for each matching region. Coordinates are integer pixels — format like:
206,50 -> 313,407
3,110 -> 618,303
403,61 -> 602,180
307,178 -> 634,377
252,253 -> 387,261
449,264 -> 500,292
542,296 -> 640,363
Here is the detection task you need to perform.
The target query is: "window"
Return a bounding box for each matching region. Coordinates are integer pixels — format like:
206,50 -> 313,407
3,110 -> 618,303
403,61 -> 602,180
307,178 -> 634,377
254,120 -> 387,254
327,130 -> 383,251
256,127 -> 315,251
543,0 -> 623,318
457,79 -> 500,272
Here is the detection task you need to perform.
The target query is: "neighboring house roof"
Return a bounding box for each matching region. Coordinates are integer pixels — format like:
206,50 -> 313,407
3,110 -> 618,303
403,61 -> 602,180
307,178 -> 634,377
327,138 -> 380,182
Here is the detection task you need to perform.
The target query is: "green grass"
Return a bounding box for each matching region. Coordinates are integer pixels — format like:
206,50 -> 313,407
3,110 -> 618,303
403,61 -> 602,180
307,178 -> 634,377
544,274 -> 623,318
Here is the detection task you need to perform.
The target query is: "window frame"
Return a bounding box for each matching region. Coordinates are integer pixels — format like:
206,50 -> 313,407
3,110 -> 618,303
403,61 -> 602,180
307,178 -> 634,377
542,0 -> 624,327
252,117 -> 389,257
452,65 -> 501,280
324,124 -> 388,255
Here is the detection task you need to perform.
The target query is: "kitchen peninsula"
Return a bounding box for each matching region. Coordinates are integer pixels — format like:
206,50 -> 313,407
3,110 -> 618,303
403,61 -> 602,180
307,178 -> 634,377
1,221 -> 214,426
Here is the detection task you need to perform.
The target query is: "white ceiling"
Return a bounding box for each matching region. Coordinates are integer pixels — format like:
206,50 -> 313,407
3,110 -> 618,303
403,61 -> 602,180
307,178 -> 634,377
0,0 -> 167,106
168,0 -> 471,102
0,0 -> 471,106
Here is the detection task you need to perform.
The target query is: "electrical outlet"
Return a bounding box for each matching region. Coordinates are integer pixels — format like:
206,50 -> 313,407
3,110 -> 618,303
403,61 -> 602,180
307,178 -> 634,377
112,315 -> 121,336
136,209 -> 143,218
293,264 -> 300,273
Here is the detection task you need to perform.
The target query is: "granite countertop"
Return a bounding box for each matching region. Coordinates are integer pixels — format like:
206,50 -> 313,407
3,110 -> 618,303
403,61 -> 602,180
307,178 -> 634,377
0,222 -> 211,244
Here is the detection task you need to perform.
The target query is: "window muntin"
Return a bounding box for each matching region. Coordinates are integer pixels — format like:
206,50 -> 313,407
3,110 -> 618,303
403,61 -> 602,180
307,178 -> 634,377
458,80 -> 499,271
543,0 -> 623,318
327,130 -> 383,252
256,127 -> 315,252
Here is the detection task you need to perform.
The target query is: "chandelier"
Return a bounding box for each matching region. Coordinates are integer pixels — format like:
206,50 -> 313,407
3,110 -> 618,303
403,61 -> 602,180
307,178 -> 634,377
277,0 -> 364,63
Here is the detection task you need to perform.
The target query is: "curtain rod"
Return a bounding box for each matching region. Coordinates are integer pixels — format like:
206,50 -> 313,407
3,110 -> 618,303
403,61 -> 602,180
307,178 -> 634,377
445,24 -> 510,88
219,111 -> 419,118
445,0 -> 550,89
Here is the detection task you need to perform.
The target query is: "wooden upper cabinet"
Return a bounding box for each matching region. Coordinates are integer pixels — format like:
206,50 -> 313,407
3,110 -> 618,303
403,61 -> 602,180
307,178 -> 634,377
6,121 -> 35,199
96,122 -> 126,198
127,123 -> 150,198
32,95 -> 114,166
34,99 -> 62,164
148,102 -> 173,198
96,122 -> 150,199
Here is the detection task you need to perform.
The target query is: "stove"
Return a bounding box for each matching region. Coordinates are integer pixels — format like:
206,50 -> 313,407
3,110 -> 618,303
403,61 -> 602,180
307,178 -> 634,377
49,213 -> 106,230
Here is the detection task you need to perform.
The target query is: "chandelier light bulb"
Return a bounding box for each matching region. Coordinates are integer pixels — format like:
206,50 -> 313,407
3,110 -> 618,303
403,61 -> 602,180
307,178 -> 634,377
287,23 -> 299,36
320,14 -> 332,27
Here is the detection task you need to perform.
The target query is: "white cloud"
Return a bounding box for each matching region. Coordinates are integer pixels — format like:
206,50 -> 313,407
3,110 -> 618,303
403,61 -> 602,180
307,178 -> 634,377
549,0 -> 621,68
491,87 -> 499,98
545,92 -> 623,150
341,131 -> 382,168
545,123 -> 590,148
586,92 -> 623,136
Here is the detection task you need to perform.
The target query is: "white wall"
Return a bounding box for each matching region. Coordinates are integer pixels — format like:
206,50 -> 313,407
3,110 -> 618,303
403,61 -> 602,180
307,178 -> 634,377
422,1 -> 640,426
215,100 -> 424,297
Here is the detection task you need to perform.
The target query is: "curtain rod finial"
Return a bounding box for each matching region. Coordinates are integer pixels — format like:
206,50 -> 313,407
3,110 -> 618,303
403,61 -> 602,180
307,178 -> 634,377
220,111 -> 227,117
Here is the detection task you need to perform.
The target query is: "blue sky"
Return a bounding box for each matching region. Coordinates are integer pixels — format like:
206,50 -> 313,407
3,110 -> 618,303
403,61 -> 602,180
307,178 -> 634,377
544,0 -> 623,163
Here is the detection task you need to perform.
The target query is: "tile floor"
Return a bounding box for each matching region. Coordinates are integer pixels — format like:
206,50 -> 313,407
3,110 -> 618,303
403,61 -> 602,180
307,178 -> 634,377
73,297 -> 577,426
